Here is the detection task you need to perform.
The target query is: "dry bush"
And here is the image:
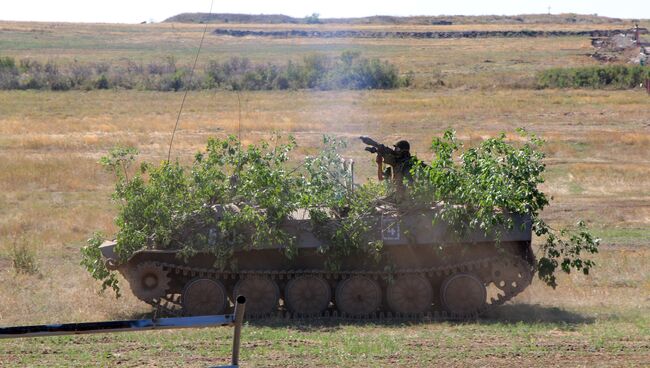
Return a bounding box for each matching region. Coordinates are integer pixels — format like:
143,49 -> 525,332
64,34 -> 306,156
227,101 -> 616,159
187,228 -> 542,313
8,235 -> 39,275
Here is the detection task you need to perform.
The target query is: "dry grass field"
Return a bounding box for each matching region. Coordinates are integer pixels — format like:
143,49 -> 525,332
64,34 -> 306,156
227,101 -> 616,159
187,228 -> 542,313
0,20 -> 618,88
0,20 -> 649,367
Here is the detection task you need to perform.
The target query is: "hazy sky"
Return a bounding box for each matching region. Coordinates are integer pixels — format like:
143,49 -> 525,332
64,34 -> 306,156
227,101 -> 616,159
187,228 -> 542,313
2,0 -> 648,23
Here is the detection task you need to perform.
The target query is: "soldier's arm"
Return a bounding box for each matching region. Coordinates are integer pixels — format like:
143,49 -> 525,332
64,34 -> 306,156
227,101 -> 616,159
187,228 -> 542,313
360,136 -> 398,165
376,145 -> 398,166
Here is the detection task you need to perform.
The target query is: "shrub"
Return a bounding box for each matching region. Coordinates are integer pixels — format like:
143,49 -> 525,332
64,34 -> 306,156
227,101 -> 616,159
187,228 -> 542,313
0,56 -> 18,89
305,13 -> 321,24
161,70 -> 185,91
0,56 -> 16,69
409,129 -> 599,287
95,74 -> 110,89
81,232 -> 119,295
19,74 -> 44,89
94,62 -> 110,74
49,76 -> 73,91
11,237 -> 39,275
538,65 -> 650,89
301,53 -> 330,88
70,62 -> 93,87
19,58 -> 41,73
0,56 -> 19,89
0,53 -> 411,91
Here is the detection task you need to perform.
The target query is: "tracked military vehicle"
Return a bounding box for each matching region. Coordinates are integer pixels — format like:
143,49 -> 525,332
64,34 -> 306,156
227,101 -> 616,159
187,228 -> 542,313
100,208 -> 534,319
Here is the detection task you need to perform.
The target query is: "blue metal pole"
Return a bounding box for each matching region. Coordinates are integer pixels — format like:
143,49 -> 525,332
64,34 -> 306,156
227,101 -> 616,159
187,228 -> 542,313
0,314 -> 235,339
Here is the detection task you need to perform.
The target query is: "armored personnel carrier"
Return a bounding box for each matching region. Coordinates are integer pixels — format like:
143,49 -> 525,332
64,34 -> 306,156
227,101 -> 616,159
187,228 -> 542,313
100,209 -> 534,319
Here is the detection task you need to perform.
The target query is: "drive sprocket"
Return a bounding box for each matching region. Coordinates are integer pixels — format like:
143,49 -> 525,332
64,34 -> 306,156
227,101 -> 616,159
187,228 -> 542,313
128,261 -> 171,302
487,257 -> 533,306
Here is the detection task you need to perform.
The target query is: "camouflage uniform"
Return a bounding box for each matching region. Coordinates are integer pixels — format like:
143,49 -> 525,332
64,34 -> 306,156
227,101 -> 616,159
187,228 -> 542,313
360,137 -> 419,187
373,143 -> 415,184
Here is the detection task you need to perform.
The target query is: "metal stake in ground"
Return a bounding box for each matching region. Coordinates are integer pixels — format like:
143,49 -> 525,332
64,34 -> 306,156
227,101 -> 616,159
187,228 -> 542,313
231,295 -> 246,367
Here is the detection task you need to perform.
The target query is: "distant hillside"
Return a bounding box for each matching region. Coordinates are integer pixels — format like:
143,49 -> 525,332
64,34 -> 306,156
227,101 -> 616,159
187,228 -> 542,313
165,13 -> 297,24
164,13 -> 629,25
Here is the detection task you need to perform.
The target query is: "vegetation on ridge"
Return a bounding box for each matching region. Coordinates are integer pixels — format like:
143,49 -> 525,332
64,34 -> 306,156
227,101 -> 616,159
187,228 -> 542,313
538,65 -> 650,89
165,13 -> 626,25
0,52 -> 410,91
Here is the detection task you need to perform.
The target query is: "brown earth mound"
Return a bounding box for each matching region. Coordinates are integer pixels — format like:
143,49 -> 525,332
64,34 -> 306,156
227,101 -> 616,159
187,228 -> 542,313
213,28 -> 628,39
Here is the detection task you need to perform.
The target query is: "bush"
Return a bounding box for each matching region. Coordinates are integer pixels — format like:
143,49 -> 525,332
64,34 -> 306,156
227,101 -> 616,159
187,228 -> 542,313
305,13 -> 321,24
408,130 -> 599,287
201,52 -> 409,91
0,53 -> 410,91
0,56 -> 19,89
70,62 -> 93,87
95,74 -> 110,89
19,58 -> 41,73
538,65 -> 650,89
81,232 -> 119,295
160,70 -> 185,91
0,56 -> 16,69
10,237 -> 39,275
49,76 -> 73,91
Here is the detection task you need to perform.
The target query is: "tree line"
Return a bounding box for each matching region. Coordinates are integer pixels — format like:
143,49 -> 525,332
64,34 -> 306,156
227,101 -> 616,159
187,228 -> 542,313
0,51 -> 411,92
537,65 -> 650,89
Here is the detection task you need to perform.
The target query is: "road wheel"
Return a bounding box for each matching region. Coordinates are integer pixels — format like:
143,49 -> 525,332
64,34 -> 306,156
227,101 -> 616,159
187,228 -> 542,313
233,277 -> 279,316
386,274 -> 433,314
182,278 -> 227,316
440,273 -> 487,316
335,276 -> 382,317
285,275 -> 331,316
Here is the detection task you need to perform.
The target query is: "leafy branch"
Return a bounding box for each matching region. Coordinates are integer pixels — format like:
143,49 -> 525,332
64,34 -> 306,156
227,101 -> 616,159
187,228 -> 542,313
408,129 -> 599,287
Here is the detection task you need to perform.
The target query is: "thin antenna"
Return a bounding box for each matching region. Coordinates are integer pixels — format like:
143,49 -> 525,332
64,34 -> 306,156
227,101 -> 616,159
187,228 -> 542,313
235,91 -> 243,179
236,91 -> 242,142
167,0 -> 215,162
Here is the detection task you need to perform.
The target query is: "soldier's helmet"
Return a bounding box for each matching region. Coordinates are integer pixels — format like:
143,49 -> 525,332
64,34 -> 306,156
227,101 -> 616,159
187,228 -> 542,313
394,140 -> 410,152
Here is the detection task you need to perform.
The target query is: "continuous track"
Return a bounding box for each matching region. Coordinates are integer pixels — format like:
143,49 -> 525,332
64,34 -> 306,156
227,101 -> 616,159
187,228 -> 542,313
143,254 -> 533,320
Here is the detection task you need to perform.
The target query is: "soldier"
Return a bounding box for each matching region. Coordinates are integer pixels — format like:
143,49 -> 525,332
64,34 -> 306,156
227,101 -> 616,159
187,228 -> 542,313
360,136 -> 418,186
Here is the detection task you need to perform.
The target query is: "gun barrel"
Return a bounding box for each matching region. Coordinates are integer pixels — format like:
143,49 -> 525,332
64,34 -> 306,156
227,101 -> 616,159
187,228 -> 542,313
360,136 -> 380,147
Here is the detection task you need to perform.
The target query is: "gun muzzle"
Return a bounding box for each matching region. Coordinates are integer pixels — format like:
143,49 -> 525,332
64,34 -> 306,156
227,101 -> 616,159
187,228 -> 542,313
360,136 -> 379,147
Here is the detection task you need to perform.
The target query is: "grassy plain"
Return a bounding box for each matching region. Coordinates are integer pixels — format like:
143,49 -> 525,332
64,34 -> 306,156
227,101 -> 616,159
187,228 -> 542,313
0,20 -> 607,88
0,20 -> 649,367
